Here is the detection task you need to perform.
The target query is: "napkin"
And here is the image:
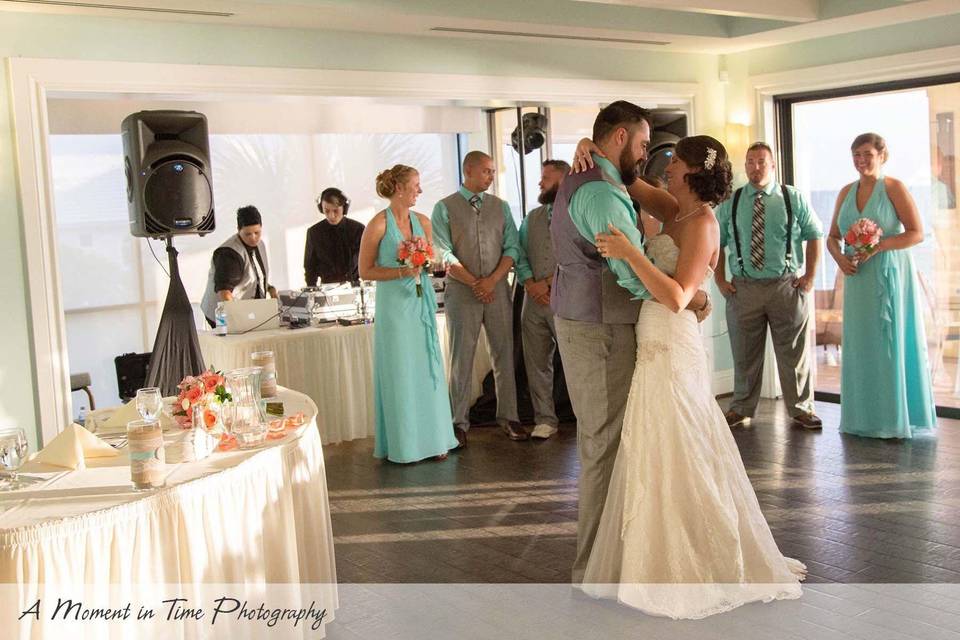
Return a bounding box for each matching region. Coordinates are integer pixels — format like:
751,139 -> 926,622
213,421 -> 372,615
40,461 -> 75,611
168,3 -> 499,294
31,423 -> 120,470
98,400 -> 177,433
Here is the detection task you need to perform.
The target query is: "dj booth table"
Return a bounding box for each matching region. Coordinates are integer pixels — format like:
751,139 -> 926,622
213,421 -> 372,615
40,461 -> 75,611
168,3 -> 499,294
197,315 -> 491,445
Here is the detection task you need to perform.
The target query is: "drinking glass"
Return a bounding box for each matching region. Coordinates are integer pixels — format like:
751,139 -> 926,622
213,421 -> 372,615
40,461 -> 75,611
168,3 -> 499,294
127,419 -> 165,491
250,351 -> 278,399
0,428 -> 30,489
136,387 -> 163,422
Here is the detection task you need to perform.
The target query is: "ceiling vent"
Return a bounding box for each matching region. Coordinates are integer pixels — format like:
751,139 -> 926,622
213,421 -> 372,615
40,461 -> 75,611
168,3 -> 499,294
430,26 -> 668,46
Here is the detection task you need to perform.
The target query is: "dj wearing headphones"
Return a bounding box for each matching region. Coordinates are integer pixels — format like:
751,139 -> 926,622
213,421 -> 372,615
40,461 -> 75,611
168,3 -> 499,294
304,187 -> 366,286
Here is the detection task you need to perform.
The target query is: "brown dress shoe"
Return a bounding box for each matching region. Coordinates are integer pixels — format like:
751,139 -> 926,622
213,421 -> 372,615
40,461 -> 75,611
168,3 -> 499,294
501,421 -> 530,441
792,413 -> 823,430
453,427 -> 467,449
724,410 -> 750,428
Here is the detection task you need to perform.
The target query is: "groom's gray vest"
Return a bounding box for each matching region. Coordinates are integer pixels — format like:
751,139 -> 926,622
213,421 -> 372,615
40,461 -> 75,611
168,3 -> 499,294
550,166 -> 641,324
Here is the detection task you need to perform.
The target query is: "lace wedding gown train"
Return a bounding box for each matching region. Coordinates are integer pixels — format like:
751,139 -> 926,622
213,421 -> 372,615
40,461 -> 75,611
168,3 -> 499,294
581,234 -> 806,619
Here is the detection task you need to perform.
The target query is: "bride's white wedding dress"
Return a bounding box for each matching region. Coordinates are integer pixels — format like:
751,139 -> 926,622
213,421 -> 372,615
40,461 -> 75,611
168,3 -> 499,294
581,234 -> 806,619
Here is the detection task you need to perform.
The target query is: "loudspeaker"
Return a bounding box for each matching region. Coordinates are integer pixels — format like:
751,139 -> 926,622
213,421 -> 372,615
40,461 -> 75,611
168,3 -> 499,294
511,112 -> 548,154
643,111 -> 688,182
122,110 -> 215,238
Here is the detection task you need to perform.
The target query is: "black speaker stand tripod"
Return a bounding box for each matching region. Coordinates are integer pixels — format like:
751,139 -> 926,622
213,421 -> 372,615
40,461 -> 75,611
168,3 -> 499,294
144,235 -> 206,396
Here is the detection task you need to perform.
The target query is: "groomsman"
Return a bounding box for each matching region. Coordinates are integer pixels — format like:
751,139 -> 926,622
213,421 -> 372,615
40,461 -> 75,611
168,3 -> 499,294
432,151 -> 525,447
515,159 -> 570,439
715,141 -> 824,429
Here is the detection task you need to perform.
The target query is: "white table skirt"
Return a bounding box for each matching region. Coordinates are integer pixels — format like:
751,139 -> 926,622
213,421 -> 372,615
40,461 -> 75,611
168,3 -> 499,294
197,315 -> 492,445
1,389 -> 337,639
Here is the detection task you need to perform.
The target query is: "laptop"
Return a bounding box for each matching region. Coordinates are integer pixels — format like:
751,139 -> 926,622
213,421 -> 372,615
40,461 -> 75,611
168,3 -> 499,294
223,298 -> 281,334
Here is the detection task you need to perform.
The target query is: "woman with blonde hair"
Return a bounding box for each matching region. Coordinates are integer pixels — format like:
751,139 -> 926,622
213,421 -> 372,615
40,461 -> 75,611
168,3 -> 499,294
358,164 -> 459,462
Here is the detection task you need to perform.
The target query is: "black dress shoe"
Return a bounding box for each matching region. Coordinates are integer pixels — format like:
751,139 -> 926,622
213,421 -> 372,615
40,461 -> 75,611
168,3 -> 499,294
453,427 -> 467,449
501,421 -> 529,441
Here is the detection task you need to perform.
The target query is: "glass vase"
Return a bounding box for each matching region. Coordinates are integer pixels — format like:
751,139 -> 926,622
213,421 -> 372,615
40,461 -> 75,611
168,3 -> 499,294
224,367 -> 268,448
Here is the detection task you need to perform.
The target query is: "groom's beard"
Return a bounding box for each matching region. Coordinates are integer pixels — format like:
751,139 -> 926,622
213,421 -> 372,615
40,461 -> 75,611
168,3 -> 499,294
538,185 -> 559,205
618,146 -> 643,185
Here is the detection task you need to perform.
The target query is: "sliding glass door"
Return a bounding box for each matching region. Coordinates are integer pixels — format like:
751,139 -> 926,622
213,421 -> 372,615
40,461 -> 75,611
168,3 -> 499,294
780,76 -> 960,411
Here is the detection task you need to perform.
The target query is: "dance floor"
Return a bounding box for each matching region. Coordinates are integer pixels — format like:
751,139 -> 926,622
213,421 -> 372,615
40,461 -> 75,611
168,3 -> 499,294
324,399 -> 959,585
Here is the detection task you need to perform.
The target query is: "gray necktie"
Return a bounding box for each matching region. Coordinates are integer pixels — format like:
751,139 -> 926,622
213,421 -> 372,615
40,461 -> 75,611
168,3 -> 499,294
469,194 -> 482,213
750,192 -> 765,271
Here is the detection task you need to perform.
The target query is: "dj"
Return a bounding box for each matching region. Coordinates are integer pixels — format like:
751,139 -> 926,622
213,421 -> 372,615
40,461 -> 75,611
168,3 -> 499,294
200,205 -> 277,327
304,187 -> 365,286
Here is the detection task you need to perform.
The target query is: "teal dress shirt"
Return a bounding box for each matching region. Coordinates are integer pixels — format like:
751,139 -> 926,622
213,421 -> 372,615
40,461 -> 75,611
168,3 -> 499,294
715,181 -> 823,279
567,155 -> 649,299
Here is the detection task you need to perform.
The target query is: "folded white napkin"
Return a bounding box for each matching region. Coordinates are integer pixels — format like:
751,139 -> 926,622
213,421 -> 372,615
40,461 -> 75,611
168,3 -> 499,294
98,400 -> 177,434
32,423 -> 119,470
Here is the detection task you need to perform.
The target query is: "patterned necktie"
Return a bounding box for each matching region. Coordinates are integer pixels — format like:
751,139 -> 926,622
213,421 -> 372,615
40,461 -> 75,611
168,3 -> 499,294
469,194 -> 482,213
750,192 -> 765,271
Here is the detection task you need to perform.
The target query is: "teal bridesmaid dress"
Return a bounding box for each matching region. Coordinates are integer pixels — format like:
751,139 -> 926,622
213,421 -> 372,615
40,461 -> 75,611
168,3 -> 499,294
837,177 -> 936,439
373,208 -> 459,462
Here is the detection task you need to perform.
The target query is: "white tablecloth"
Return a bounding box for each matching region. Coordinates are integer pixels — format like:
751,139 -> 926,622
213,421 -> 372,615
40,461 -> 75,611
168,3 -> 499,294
197,315 -> 492,445
1,389 -> 337,639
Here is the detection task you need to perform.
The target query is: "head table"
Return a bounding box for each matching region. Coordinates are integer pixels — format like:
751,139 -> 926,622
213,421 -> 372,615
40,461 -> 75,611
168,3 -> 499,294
197,314 -> 492,445
1,388 -> 337,639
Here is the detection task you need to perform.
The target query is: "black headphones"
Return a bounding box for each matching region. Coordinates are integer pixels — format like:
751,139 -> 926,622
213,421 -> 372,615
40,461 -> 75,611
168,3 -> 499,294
318,187 -> 350,216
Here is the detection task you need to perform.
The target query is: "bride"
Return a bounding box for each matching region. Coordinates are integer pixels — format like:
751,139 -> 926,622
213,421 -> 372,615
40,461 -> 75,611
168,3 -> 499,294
575,135 -> 806,619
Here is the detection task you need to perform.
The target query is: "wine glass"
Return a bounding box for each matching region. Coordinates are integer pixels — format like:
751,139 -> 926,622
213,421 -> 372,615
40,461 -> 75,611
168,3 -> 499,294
136,387 -> 163,422
0,428 -> 30,489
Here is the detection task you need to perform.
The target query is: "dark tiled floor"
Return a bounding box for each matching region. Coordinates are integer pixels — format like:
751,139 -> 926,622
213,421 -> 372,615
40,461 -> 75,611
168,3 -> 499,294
323,399 -> 959,584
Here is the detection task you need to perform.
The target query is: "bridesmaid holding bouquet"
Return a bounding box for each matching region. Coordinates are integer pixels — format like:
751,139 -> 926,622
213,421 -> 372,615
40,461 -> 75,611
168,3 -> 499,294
358,164 -> 459,462
827,133 -> 936,439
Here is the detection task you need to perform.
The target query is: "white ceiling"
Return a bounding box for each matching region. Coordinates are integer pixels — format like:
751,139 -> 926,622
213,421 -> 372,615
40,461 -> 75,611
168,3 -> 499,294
1,0 -> 956,54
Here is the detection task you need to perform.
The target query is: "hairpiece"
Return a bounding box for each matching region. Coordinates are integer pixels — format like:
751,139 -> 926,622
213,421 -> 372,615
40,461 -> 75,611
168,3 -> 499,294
703,147 -> 717,170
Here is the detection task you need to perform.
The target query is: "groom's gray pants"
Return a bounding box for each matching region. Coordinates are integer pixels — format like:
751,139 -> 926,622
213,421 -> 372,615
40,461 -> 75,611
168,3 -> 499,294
555,316 -> 637,584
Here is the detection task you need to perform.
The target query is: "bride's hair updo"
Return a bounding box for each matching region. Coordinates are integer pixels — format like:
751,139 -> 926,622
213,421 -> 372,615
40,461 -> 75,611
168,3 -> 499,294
674,135 -> 733,206
375,164 -> 418,198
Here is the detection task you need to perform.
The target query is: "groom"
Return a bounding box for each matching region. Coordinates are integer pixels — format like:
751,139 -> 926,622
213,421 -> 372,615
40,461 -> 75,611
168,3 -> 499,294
552,101 -> 653,583
552,102 -> 707,583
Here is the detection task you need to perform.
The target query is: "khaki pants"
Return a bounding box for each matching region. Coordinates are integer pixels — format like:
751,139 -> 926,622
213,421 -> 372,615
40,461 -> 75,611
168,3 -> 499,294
554,316 -> 636,583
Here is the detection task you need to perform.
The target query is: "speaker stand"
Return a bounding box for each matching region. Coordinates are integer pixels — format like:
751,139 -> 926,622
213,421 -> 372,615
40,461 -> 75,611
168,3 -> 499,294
145,236 -> 206,395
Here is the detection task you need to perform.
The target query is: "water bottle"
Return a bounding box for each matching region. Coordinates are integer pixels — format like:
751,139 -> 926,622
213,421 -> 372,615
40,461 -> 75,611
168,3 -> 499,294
215,302 -> 227,336
78,405 -> 88,425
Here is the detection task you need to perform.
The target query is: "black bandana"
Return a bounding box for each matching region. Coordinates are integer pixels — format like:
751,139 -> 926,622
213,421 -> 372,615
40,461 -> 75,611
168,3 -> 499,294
236,205 -> 262,229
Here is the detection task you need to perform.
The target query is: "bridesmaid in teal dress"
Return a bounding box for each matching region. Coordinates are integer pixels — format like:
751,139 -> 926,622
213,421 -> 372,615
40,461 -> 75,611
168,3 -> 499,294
827,133 -> 936,439
358,164 -> 459,462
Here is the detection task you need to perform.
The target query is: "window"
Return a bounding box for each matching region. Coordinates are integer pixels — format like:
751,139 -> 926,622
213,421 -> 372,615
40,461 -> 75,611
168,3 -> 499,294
781,79 -> 960,410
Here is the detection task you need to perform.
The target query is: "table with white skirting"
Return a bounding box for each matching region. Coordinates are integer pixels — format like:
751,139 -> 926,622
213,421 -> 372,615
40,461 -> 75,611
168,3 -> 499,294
1,388 -> 337,639
197,315 -> 492,445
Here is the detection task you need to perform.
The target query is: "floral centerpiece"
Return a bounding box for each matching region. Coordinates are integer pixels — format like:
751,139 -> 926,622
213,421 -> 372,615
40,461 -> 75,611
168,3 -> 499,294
844,217 -> 883,265
173,368 -> 231,431
169,369 -> 233,461
397,237 -> 434,297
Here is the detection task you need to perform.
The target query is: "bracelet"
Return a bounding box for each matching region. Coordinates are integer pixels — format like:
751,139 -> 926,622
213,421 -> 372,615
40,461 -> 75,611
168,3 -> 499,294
697,291 -> 711,312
